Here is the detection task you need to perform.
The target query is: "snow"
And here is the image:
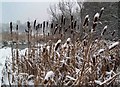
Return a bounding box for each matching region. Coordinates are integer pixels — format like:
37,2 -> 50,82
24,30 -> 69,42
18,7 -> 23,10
101,7 -> 104,11
109,41 -> 119,50
44,71 -> 54,81
97,49 -> 105,54
66,75 -> 76,81
66,38 -> 71,42
94,13 -> 100,19
103,25 -> 107,29
85,15 -> 89,18
0,47 -> 11,86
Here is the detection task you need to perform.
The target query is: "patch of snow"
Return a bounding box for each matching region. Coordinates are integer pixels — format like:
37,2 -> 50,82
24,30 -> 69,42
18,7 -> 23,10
94,13 -> 99,19
44,71 -> 54,81
109,42 -> 119,50
66,75 -> 76,81
97,49 -> 105,54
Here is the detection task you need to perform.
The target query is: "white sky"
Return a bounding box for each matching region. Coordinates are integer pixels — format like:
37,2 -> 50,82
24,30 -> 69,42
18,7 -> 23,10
0,0 -> 118,24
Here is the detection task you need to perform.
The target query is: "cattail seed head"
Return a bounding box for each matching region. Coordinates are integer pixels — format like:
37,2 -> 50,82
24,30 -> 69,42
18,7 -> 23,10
83,15 -> 89,27
46,21 -> 49,28
10,22 -> 12,32
94,13 -> 99,22
55,39 -> 61,51
71,15 -> 73,21
92,56 -> 96,66
43,21 -> 45,29
27,21 -> 30,28
16,25 -> 18,30
111,30 -> 116,36
63,17 -> 65,25
99,7 -> 104,18
51,23 -> 53,28
33,20 -> 36,29
61,15 -> 63,24
101,25 -> 107,36
71,21 -> 74,29
74,21 -> 77,28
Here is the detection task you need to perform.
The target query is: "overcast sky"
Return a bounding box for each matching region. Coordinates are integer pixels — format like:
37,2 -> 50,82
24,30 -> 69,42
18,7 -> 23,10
1,0 -> 80,24
1,2 -> 58,24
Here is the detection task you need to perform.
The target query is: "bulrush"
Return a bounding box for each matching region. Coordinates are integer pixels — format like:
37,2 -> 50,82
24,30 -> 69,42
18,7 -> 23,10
43,21 -> 45,34
111,30 -> 116,36
63,17 -> 66,25
33,20 -> 36,29
10,22 -> 13,32
54,39 -> 61,51
27,21 -> 31,29
46,21 -> 49,28
61,15 -> 64,24
51,23 -> 53,29
92,13 -> 100,31
54,24 -> 58,34
74,21 -> 77,29
83,15 -> 89,27
99,7 -> 104,19
101,25 -> 107,36
94,13 -> 99,22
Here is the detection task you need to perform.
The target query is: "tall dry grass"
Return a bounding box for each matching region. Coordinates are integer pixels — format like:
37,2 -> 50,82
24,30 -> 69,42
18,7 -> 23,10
4,7 -> 120,87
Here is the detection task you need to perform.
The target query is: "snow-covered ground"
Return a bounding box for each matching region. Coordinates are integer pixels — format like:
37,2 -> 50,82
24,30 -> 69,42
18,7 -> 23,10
0,40 -> 119,86
0,47 -> 11,86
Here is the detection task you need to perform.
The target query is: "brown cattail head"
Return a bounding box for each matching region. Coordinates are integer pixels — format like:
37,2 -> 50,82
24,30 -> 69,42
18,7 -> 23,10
61,15 -> 63,24
71,15 -> 73,21
55,40 -> 61,51
83,15 -> 89,27
63,17 -> 65,25
27,21 -> 31,28
92,13 -> 99,31
111,30 -> 116,36
74,21 -> 77,28
94,13 -> 99,22
92,56 -> 96,66
43,21 -> 45,29
16,25 -> 18,31
10,22 -> 12,32
71,21 -> 74,29
33,20 -> 36,29
54,24 -> 58,34
101,25 -> 107,36
51,23 -> 53,28
99,7 -> 104,19
46,21 -> 49,28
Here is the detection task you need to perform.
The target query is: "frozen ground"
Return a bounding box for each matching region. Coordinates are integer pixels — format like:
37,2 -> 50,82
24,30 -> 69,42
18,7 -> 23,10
0,47 -> 11,86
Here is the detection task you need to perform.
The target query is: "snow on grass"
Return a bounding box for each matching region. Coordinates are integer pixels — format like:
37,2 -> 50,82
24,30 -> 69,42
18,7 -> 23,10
0,47 -> 11,86
109,41 -> 119,50
44,71 -> 54,81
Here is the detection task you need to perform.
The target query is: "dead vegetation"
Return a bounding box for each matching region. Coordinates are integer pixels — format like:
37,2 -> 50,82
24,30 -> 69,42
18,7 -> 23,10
1,7 -> 120,87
